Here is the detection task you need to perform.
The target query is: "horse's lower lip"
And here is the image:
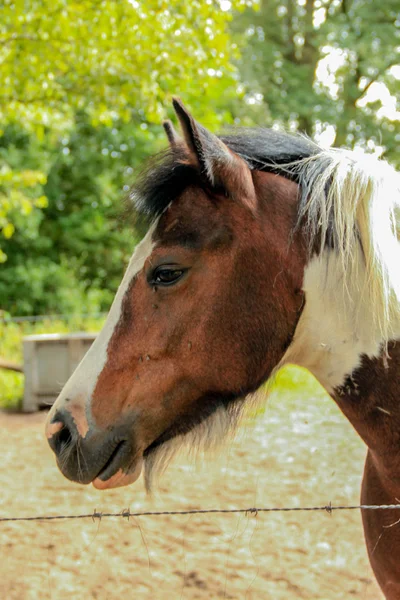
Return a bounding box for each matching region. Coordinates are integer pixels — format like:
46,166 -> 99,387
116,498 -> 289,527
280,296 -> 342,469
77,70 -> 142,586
92,456 -> 143,490
94,440 -> 128,483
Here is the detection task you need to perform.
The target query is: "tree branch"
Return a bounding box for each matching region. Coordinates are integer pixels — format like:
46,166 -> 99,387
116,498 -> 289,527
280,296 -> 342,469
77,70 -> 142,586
341,0 -> 350,16
325,0 -> 340,11
358,60 -> 399,99
284,0 -> 297,63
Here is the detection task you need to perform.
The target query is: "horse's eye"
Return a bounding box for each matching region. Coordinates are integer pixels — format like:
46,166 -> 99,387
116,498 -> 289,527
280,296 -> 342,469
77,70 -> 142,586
152,266 -> 185,286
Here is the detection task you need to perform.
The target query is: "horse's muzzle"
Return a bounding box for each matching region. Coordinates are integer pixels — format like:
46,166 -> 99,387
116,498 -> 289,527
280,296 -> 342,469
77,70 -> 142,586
46,409 -> 136,485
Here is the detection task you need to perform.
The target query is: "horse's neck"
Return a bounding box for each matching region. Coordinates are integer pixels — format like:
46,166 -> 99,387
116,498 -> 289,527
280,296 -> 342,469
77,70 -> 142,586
333,341 -> 400,492
281,247 -> 400,392
342,344 -> 400,598
280,247 -> 400,482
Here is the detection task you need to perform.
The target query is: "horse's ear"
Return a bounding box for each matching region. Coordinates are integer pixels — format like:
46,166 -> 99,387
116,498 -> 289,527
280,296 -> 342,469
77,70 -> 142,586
172,97 -> 256,209
163,119 -> 181,148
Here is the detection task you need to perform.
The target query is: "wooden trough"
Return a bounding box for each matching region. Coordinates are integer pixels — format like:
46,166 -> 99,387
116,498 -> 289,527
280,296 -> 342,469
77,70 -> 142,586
22,332 -> 97,412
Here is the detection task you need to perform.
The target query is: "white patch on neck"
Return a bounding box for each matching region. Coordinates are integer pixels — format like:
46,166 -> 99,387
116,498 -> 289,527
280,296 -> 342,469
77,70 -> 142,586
280,249 -> 400,393
48,222 -> 157,421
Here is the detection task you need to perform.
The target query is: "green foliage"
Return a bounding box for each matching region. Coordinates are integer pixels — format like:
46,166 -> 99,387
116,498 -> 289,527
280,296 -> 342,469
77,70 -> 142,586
0,126 -> 50,262
232,0 -> 400,163
268,364 -> 327,399
0,113 -> 158,314
0,0 -> 256,261
0,0 -> 252,130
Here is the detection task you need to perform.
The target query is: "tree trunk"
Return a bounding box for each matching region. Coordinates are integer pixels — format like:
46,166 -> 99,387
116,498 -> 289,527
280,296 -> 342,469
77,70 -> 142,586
297,0 -> 318,136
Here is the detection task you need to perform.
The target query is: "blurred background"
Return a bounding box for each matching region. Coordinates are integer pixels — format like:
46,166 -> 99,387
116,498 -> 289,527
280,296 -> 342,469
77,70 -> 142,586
1,0 -> 399,408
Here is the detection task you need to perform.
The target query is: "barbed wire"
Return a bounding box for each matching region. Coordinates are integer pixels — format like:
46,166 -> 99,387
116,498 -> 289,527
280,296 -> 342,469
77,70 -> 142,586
1,503 -> 400,523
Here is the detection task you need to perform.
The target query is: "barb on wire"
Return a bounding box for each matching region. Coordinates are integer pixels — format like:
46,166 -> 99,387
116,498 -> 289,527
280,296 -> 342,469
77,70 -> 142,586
1,503 -> 400,524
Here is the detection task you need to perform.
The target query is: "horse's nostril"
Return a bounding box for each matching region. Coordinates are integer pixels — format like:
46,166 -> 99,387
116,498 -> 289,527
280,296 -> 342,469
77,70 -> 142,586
47,410 -> 76,456
57,426 -> 72,451
54,426 -> 72,455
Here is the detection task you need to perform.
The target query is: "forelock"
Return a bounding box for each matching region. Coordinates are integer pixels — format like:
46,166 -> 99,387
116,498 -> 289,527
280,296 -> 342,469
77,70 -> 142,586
129,129 -> 319,221
130,146 -> 201,220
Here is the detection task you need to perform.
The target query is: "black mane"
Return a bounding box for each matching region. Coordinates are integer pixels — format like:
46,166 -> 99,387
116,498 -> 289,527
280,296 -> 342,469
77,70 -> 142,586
131,128 -> 320,219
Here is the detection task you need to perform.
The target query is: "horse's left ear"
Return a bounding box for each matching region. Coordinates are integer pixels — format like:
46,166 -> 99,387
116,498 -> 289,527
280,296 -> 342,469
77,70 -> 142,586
163,119 -> 181,148
172,97 -> 256,209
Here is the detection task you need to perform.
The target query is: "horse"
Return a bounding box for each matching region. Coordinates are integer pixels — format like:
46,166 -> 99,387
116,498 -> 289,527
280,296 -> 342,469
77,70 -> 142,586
45,98 -> 400,599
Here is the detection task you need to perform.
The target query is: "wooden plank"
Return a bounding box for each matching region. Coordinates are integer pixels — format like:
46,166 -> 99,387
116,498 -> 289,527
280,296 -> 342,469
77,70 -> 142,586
0,358 -> 23,373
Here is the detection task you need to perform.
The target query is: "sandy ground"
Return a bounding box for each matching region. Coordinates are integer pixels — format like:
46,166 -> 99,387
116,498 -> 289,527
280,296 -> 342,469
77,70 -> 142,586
0,390 -> 384,600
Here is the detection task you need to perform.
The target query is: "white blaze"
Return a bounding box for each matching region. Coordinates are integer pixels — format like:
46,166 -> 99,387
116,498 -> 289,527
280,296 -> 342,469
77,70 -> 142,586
46,223 -> 157,425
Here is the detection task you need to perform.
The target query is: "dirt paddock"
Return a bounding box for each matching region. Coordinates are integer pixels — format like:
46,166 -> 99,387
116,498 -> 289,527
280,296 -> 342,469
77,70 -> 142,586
0,389 -> 384,599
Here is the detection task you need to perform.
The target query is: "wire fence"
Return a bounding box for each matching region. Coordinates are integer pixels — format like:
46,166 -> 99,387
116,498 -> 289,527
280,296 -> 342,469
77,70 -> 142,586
1,503 -> 400,524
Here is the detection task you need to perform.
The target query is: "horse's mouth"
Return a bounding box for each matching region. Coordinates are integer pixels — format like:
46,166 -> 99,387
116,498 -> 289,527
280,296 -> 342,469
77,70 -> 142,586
92,424 -> 189,489
91,441 -> 143,490
91,391 -> 243,490
94,440 -> 128,481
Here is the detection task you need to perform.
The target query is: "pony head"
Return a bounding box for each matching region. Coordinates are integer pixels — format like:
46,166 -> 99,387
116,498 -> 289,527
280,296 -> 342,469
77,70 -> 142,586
45,99 -> 308,489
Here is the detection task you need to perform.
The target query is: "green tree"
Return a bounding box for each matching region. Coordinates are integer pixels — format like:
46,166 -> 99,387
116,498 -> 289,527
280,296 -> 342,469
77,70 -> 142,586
0,0 -> 252,129
0,127 -> 49,263
232,0 -> 400,162
0,113 -> 158,315
0,0 -> 254,259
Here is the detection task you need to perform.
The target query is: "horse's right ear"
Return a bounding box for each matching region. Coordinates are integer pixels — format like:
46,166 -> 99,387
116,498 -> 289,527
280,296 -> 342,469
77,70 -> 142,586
172,97 -> 256,210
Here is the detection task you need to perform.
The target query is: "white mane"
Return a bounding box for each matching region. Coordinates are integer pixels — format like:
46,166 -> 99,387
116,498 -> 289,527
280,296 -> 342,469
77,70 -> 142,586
295,148 -> 400,344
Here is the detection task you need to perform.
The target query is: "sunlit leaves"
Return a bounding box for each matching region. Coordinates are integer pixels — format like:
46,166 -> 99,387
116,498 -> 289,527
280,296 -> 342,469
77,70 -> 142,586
0,0 -> 257,257
232,0 -> 399,161
0,165 -> 48,259
0,0 -> 256,131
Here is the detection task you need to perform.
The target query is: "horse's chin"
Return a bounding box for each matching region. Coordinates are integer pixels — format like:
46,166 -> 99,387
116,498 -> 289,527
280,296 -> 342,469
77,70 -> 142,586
92,457 -> 143,490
